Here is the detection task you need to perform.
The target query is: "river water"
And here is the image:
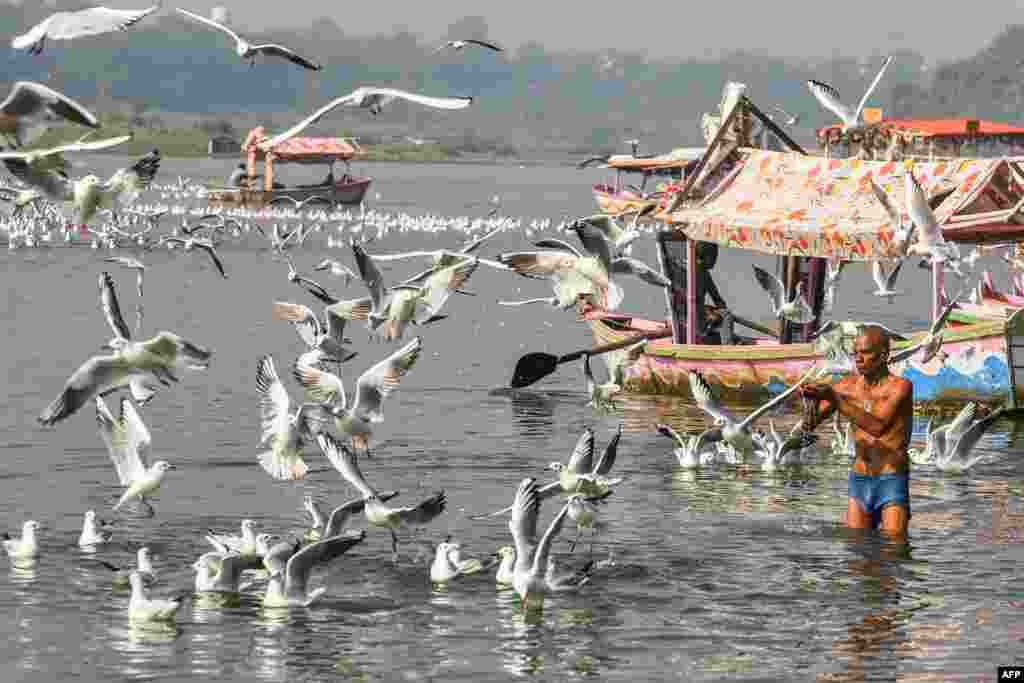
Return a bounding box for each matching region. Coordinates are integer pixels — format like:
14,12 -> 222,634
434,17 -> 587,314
0,156 -> 1021,681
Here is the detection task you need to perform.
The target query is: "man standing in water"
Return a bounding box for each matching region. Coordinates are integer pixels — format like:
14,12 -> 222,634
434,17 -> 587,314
799,325 -> 913,536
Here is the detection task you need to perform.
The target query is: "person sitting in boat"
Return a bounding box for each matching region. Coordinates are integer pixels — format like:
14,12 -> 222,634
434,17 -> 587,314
798,325 -> 913,537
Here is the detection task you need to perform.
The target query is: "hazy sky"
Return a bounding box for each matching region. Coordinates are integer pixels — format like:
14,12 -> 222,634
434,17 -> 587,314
103,1 -> 1024,63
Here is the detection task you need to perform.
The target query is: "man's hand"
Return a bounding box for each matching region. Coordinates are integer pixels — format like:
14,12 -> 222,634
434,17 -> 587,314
800,383 -> 835,402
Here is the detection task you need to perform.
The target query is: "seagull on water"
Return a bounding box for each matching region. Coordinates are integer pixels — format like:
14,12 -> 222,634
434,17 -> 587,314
192,551 -> 263,593
656,423 -> 717,469
38,327 -> 211,426
176,8 -> 322,71
96,396 -> 175,513
78,510 -> 113,547
258,88 -> 472,150
206,519 -> 259,557
584,354 -> 621,412
0,81 -> 99,149
4,521 -> 41,562
752,265 -> 813,324
293,337 -> 423,456
12,5 -> 159,55
317,432 -> 446,559
430,539 -> 489,583
128,571 -> 183,623
0,134 -> 132,207
94,546 -> 156,587
507,478 -> 577,609
807,56 -> 892,132
688,367 -> 818,459
263,530 -> 366,607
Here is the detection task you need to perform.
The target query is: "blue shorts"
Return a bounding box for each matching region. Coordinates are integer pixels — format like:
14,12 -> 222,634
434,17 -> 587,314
848,472 -> 910,528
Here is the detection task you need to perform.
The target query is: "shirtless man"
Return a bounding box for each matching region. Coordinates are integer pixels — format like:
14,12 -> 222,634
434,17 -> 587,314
799,325 -> 913,536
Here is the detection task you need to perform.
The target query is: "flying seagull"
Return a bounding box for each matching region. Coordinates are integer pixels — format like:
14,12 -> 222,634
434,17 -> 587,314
752,265 -> 813,324
0,134 -> 133,204
12,5 -> 160,55
0,82 -> 99,149
258,87 -> 473,150
807,56 -> 892,131
434,38 -> 503,53
95,396 -> 175,513
870,259 -> 904,300
904,168 -> 962,275
176,8 -> 322,71
263,530 -> 366,607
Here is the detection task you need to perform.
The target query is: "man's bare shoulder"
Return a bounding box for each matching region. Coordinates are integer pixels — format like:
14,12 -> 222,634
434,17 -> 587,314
882,374 -> 913,397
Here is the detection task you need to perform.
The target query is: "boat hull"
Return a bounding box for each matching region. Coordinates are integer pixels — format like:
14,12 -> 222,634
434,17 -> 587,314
589,311 -> 1024,411
205,176 -> 372,207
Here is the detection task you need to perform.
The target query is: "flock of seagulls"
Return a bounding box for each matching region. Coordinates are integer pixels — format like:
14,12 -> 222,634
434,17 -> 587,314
0,11 -> 1015,642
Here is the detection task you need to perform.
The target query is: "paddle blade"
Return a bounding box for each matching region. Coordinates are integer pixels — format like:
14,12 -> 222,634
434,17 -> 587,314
510,352 -> 560,388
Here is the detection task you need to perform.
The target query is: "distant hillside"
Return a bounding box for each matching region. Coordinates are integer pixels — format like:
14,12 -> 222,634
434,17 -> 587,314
3,6 -> 1023,156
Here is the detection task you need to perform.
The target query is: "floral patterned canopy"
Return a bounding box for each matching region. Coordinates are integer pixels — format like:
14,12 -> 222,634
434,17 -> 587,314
662,149 -> 1015,261
242,127 -> 362,163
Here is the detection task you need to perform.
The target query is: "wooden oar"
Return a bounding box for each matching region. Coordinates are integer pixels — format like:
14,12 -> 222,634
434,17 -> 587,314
509,331 -> 673,388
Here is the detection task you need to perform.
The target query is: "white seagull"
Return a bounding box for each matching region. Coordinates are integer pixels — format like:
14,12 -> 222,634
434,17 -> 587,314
507,478 -> 575,609
293,337 -> 423,456
870,259 -> 904,300
430,539 -> 487,583
103,256 -> 147,298
904,168 -> 962,275
271,300 -> 368,364
0,81 -> 99,149
911,403 -> 1005,473
823,259 -> 847,315
192,551 -> 263,593
12,5 -> 160,55
656,423 -> 717,469
0,134 -> 133,204
176,8 -> 322,71
205,519 -> 258,557
3,520 -> 41,562
263,530 -> 366,608
78,510 -> 113,547
95,396 -> 175,513
94,546 -> 156,587
254,355 -> 323,480
807,56 -> 892,131
753,265 -> 813,324
38,328 -> 211,426
316,432 -> 447,558
434,38 -> 503,53
128,571 -> 182,623
689,367 -> 818,459
258,88 -> 473,150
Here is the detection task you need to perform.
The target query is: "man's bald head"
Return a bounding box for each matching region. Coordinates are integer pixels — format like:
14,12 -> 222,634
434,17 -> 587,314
855,325 -> 891,353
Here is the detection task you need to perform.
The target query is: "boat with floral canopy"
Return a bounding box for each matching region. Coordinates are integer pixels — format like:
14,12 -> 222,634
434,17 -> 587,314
584,97 -> 1024,412
204,126 -> 372,207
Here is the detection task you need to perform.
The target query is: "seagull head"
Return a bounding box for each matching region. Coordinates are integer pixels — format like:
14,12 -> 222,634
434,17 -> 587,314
152,461 -> 175,475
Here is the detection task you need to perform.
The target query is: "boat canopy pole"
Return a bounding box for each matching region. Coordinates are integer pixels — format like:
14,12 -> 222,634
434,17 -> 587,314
665,94 -> 744,214
932,260 -> 944,323
743,97 -> 808,155
686,238 -> 698,345
655,232 -> 683,344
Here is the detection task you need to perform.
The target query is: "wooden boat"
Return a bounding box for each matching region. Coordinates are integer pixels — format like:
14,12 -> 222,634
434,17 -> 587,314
585,99 -> 1024,411
817,117 -> 1024,160
204,126 -> 372,207
591,149 -> 703,216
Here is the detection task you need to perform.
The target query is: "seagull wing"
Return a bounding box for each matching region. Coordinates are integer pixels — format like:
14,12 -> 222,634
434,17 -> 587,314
949,407 -> 1004,464
356,87 -> 473,111
463,39 -> 503,51
459,224 -> 504,254
592,422 -> 622,475
257,92 -> 360,150
284,530 -> 365,599
255,355 -> 291,448
497,251 -> 577,277
419,258 -> 478,317
393,491 -> 447,526
99,272 -> 131,341
944,402 -> 978,446
869,178 -> 900,227
530,498 -> 572,577
351,242 -> 386,312
871,260 -> 887,292
0,81 -> 98,147
688,371 -> 734,424
351,337 -> 423,423
532,238 -> 582,257
251,43 -> 321,71
853,56 -> 892,122
752,265 -> 785,312
175,8 -> 243,45
193,242 -> 228,278
95,396 -> 148,485
14,6 -> 158,46
566,428 -> 595,473
656,423 -> 686,448
509,478 -> 540,554
904,170 -> 944,248
807,80 -> 854,127
1,159 -> 70,201
292,359 -> 347,410
930,296 -> 959,335
611,257 -> 671,287
316,432 -> 376,498
739,366 -> 821,430
270,301 -> 321,348
325,297 -> 372,323
885,258 -> 904,290
570,222 -> 613,272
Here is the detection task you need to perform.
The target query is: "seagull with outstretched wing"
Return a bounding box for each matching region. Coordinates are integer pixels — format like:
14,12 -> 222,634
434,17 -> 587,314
752,265 -> 813,324
258,87 -> 472,150
0,81 -> 99,149
12,5 -> 159,55
807,56 -> 892,131
176,8 -> 321,71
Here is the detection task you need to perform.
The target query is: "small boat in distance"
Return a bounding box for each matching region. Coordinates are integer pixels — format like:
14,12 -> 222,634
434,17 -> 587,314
205,126 -> 371,207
